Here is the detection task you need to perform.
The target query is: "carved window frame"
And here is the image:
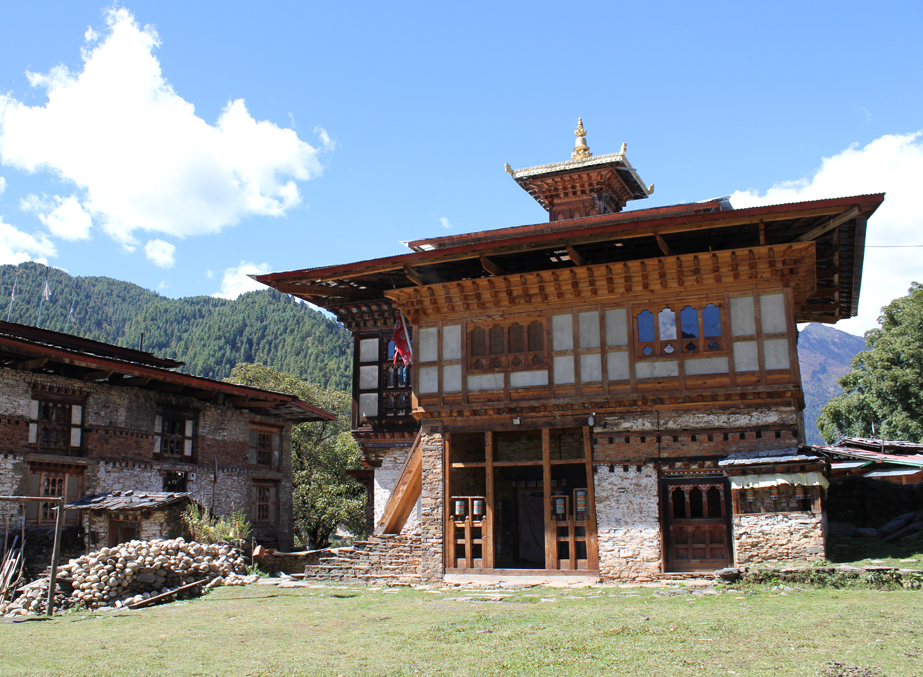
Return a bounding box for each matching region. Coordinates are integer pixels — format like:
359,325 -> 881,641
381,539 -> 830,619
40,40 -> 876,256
634,301 -> 727,360
466,319 -> 546,374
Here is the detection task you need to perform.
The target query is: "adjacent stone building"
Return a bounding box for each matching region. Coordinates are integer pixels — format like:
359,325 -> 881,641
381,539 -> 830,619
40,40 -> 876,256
257,120 -> 882,581
0,321 -> 334,553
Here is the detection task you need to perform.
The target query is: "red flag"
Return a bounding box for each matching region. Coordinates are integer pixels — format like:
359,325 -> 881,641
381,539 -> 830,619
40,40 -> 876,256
392,311 -> 413,365
213,455 -> 219,484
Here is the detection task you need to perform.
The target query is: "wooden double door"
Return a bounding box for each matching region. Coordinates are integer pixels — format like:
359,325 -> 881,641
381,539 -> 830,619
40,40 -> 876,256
662,477 -> 732,572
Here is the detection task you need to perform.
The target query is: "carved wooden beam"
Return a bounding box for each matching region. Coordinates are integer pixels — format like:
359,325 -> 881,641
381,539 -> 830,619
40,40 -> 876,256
480,255 -> 505,277
655,233 -> 672,256
566,245 -> 586,267
16,357 -> 48,371
403,265 -> 425,286
81,369 -> 113,382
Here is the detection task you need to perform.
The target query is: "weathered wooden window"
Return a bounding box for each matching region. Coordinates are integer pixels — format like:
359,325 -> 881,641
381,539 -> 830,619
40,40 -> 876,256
356,331 -> 413,423
253,482 -> 278,525
29,397 -> 83,456
108,520 -> 141,547
154,412 -> 195,460
249,425 -> 281,468
24,464 -> 83,526
162,471 -> 187,492
467,320 -> 546,373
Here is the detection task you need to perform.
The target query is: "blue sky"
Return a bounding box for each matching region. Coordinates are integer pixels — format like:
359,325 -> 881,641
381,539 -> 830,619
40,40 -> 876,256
0,1 -> 921,336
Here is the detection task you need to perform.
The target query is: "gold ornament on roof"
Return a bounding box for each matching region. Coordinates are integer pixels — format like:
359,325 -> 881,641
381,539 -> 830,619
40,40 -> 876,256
572,117 -> 592,160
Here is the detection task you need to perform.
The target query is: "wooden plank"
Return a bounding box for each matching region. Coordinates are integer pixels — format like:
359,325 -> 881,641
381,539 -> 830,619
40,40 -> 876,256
566,245 -> 586,267
484,431 -> 495,569
753,289 -> 766,385
375,431 -> 423,535
127,578 -> 207,609
583,426 -> 599,570
543,429 -> 554,570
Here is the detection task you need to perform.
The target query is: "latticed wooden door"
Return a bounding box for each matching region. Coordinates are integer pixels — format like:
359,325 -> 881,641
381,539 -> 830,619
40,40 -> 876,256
662,478 -> 731,572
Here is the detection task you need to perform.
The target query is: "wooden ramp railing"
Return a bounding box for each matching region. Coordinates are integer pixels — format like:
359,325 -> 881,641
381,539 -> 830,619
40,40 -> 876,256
375,431 -> 423,535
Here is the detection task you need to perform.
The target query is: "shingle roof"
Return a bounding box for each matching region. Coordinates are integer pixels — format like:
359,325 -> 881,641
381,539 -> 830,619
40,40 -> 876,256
66,491 -> 195,511
718,447 -> 821,466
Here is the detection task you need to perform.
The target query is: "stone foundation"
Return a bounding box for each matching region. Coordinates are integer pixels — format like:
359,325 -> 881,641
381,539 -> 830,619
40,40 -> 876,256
418,427 -> 444,581
302,533 -> 423,584
733,512 -> 826,565
595,464 -> 662,580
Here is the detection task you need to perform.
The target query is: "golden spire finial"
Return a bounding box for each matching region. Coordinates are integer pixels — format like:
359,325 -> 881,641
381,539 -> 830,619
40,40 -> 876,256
572,117 -> 592,160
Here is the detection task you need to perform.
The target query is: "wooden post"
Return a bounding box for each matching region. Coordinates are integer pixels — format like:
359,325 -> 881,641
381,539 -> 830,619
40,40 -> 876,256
444,433 -> 454,570
583,426 -> 599,570
484,432 -> 495,569
46,496 -> 66,616
542,429 -> 554,570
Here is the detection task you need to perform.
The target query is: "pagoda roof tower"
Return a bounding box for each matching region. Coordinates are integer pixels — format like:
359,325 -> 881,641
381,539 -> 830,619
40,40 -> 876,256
505,118 -> 654,221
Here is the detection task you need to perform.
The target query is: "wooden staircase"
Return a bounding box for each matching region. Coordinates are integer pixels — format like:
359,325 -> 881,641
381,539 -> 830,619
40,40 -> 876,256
375,431 -> 423,535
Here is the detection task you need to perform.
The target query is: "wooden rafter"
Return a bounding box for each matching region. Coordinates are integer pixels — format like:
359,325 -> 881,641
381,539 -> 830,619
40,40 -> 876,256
795,207 -> 859,243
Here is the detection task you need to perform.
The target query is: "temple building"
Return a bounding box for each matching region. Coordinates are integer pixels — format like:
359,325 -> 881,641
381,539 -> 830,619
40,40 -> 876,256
258,120 -> 883,581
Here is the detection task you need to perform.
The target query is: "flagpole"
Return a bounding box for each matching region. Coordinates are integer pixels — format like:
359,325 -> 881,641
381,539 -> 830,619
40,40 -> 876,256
37,273 -> 49,328
64,285 -> 77,333
6,267 -> 19,322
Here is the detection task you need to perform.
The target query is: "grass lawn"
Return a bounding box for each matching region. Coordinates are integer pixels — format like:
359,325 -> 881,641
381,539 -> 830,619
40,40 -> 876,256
1,581 -> 921,677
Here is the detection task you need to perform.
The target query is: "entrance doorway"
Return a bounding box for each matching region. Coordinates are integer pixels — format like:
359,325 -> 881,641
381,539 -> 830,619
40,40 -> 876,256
445,428 -> 598,573
662,477 -> 731,572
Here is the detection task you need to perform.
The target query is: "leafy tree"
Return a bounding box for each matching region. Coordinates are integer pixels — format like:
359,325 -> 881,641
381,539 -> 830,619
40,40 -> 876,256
226,363 -> 367,549
818,283 -> 923,443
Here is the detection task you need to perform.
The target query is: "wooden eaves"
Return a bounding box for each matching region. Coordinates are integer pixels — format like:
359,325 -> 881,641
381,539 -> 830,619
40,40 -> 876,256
257,193 -> 884,325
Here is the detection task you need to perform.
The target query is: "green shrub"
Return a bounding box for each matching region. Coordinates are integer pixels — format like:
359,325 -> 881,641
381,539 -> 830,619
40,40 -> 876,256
181,504 -> 251,545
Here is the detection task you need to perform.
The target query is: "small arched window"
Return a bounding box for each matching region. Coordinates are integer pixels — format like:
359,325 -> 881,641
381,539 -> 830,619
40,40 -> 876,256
703,304 -> 722,337
672,488 -> 687,519
637,310 -> 655,343
658,308 -> 677,341
689,487 -> 704,518
680,306 -> 699,339
706,486 -> 723,518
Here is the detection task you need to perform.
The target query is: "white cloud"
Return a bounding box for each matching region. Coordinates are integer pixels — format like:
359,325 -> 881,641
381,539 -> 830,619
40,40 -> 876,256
213,260 -> 271,299
731,131 -> 923,337
0,176 -> 5,195
440,217 -> 452,229
143,239 -> 175,268
0,218 -> 56,265
0,8 -> 325,250
21,193 -> 92,240
205,269 -> 213,279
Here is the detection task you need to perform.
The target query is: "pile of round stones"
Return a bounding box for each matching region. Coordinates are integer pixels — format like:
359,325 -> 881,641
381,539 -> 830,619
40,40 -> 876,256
1,538 -> 259,617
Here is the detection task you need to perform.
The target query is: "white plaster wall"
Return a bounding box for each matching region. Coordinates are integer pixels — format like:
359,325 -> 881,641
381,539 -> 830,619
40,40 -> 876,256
0,370 -> 34,418
600,406 -> 799,433
373,446 -> 420,535
595,464 -> 662,580
0,455 -> 25,529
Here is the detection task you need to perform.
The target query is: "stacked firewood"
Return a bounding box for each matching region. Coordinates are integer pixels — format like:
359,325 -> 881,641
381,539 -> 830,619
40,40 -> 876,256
0,538 -> 258,617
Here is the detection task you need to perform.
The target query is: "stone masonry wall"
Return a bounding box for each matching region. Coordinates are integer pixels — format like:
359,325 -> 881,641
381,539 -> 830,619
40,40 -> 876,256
595,464 -> 662,581
0,455 -> 26,528
594,406 -> 802,463
733,512 -> 826,565
418,426 -> 444,581
373,446 -> 420,534
0,367 -> 295,551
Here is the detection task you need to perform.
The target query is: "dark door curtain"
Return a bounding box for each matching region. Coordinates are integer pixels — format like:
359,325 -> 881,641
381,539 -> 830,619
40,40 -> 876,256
518,492 -> 545,563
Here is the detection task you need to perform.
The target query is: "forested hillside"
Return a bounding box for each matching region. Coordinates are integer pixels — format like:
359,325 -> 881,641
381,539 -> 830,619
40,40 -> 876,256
0,262 -> 352,390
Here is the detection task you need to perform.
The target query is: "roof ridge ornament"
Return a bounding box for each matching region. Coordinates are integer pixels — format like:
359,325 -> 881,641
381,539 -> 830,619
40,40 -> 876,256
572,117 -> 592,160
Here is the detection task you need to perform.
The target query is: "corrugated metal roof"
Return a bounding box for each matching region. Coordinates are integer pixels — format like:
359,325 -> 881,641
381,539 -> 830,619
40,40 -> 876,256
66,491 -> 194,511
866,469 -> 923,478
